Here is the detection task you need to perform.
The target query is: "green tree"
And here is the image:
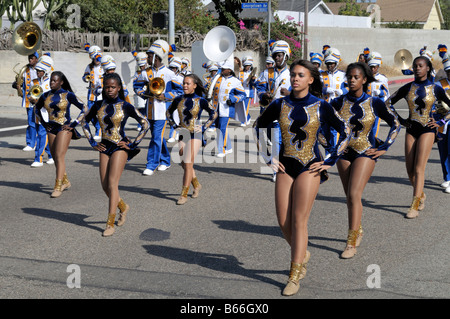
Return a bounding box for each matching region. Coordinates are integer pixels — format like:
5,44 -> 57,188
440,0 -> 450,30
211,0 -> 243,31
261,14 -> 304,62
50,0 -> 214,34
338,0 -> 369,16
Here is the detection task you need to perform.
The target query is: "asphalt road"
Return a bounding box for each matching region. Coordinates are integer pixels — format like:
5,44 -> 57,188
0,86 -> 448,307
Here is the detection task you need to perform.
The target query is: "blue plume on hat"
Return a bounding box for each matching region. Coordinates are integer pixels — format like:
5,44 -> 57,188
322,45 -> 330,55
84,43 -> 90,52
363,47 -> 370,59
438,44 -> 447,59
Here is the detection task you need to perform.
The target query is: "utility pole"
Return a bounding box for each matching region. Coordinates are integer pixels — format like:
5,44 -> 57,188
304,0 -> 308,58
268,0 -> 272,53
168,0 -> 175,46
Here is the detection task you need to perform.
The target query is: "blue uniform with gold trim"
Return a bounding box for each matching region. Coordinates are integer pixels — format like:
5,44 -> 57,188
82,96 -> 149,161
35,88 -> 88,135
389,79 -> 450,138
330,92 -> 401,162
255,93 -> 351,181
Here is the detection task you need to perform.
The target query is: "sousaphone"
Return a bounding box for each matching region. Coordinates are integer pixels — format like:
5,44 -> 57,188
12,22 -> 42,56
394,49 -> 413,70
203,26 -> 237,99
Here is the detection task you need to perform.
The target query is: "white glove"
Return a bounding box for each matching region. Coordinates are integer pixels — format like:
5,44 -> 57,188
326,87 -> 334,94
334,89 -> 343,96
373,89 -> 381,96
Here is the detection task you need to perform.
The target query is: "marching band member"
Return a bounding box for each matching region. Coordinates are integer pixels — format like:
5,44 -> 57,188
254,59 -> 350,296
101,55 -> 131,103
320,47 -> 348,157
331,62 -> 401,259
240,56 -> 256,126
82,73 -> 150,237
389,55 -> 450,218
321,47 -> 348,102
34,71 -> 88,198
181,57 -> 191,76
256,40 -> 292,181
265,56 -> 275,69
166,74 -> 217,204
131,51 -> 148,131
82,43 -> 104,142
29,54 -> 54,167
210,59 -> 246,157
402,46 -> 436,80
367,51 -> 390,139
309,51 -> 323,70
202,60 -> 219,132
13,52 -> 38,151
435,46 -> 450,193
167,56 -> 185,143
134,39 -> 176,176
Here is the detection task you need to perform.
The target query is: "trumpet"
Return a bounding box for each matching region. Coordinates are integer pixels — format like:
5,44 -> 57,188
85,75 -> 91,82
30,84 -> 44,100
141,77 -> 167,99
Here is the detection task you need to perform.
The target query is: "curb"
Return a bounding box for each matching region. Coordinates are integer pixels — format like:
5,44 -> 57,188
388,77 -> 413,86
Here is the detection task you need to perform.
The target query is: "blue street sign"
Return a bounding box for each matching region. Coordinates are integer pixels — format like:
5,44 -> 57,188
242,3 -> 268,9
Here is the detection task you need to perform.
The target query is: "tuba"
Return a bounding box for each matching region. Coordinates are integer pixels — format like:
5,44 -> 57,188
12,22 -> 42,97
12,22 -> 42,56
13,63 -> 28,97
203,26 -> 236,100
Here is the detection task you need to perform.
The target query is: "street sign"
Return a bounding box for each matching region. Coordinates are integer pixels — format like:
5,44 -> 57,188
241,3 -> 268,9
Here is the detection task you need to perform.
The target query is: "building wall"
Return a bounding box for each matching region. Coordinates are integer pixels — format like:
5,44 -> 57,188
423,2 -> 442,30
308,26 -> 450,66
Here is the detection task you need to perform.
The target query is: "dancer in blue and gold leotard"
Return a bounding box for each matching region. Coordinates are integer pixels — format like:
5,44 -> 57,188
167,74 -> 217,205
254,60 -> 351,296
82,73 -> 150,237
330,62 -> 401,259
389,56 -> 450,219
35,71 -> 88,198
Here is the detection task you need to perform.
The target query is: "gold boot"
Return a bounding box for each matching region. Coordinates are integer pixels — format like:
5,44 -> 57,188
177,186 -> 189,205
418,192 -> 426,211
355,225 -> 363,247
341,229 -> 359,259
102,213 -> 116,237
191,177 -> 202,198
51,179 -> 63,198
117,198 -> 130,227
406,196 -> 421,219
282,262 -> 305,296
61,173 -> 71,191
